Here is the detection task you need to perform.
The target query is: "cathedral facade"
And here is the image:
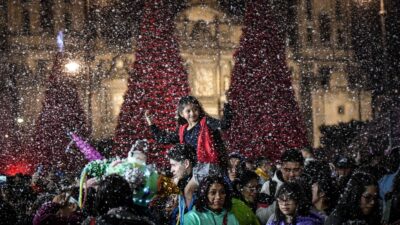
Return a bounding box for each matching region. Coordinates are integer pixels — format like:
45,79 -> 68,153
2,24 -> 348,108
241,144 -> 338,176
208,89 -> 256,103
0,0 -> 372,148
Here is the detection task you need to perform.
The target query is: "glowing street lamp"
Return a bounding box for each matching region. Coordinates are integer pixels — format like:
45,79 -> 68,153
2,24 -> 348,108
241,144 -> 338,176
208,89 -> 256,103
65,61 -> 80,74
16,118 -> 24,123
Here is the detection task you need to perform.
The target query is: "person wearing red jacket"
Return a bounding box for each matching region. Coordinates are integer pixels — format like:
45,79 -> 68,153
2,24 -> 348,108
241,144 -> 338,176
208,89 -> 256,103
145,95 -> 232,206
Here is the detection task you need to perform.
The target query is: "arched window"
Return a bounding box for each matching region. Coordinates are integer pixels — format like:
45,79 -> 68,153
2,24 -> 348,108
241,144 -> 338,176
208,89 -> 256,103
319,14 -> 331,46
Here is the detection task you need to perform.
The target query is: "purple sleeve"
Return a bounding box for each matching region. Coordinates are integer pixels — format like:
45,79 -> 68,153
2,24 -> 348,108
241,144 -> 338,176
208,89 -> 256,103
33,201 -> 61,225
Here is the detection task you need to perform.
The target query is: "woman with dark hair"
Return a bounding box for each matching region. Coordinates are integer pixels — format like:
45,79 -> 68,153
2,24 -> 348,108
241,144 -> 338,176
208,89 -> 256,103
234,170 -> 260,212
184,176 -> 239,225
267,182 -> 323,225
232,170 -> 262,225
310,177 -> 338,221
325,172 -> 380,225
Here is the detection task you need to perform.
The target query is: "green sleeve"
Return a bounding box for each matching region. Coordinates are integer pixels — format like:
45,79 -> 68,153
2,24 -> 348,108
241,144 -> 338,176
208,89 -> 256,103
231,198 -> 261,225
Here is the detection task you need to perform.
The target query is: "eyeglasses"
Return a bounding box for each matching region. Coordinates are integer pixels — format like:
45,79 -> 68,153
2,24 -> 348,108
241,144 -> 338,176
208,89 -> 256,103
361,194 -> 378,203
244,185 -> 259,192
277,198 -> 295,205
282,167 -> 302,173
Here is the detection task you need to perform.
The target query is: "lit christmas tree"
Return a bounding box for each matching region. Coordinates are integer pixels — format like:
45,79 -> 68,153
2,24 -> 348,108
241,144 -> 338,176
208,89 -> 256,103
113,0 -> 190,166
0,64 -> 21,174
33,53 -> 90,172
226,0 -> 308,161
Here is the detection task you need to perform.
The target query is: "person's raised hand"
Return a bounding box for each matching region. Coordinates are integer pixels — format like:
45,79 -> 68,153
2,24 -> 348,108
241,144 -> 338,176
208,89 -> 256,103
144,110 -> 153,126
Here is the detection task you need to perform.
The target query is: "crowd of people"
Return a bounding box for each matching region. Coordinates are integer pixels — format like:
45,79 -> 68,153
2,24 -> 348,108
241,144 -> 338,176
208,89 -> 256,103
1,95 -> 400,225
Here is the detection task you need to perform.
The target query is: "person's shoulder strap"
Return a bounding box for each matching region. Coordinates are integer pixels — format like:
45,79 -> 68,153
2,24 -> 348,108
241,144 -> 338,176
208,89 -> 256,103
269,179 -> 277,196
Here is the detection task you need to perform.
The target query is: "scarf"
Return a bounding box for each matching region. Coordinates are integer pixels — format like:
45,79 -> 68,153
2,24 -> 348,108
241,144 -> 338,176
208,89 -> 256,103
179,117 -> 219,163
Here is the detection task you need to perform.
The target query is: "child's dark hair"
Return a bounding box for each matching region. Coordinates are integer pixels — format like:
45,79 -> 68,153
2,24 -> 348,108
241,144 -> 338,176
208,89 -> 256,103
177,96 -> 207,125
195,175 -> 232,212
167,144 -> 197,166
237,170 -> 259,188
274,182 -> 311,223
281,149 -> 304,166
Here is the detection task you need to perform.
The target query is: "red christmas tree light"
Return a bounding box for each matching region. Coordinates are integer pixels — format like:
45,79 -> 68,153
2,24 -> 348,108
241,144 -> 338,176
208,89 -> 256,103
113,0 -> 190,166
33,53 -> 90,172
226,0 -> 308,161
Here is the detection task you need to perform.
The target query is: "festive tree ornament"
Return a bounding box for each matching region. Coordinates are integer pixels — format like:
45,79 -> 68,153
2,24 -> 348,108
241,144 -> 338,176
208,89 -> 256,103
78,158 -> 112,207
105,147 -> 159,206
69,132 -> 104,162
78,141 -> 161,208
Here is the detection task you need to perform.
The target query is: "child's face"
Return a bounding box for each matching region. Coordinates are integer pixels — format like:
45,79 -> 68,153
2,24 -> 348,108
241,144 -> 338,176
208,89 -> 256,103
207,183 -> 226,211
277,195 -> 297,216
179,103 -> 200,123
